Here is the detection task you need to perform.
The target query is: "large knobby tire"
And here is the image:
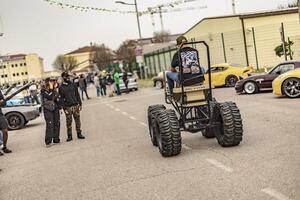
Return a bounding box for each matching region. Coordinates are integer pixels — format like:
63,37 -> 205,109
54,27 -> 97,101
213,102 -> 243,147
5,112 -> 25,130
282,78 -> 300,98
202,100 -> 217,139
155,109 -> 181,157
147,104 -> 166,146
225,75 -> 238,87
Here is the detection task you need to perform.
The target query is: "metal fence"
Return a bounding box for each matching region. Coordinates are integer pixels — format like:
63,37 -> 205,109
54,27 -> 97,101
144,20 -> 300,77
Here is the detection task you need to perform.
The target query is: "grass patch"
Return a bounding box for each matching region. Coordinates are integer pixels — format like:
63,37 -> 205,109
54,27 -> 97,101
138,79 -> 153,88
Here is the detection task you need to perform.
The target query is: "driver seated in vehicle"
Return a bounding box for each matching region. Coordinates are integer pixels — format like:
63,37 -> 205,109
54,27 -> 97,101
166,36 -> 204,96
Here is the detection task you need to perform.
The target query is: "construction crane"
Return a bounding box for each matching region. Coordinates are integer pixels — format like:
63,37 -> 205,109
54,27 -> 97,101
145,5 -> 207,35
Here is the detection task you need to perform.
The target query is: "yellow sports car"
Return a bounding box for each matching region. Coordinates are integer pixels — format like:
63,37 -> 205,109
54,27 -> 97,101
204,63 -> 253,87
272,68 -> 300,98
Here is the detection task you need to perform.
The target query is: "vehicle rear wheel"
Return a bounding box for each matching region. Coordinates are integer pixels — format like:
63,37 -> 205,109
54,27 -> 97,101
155,109 -> 181,157
212,102 -> 243,147
202,100 -> 217,138
244,81 -> 258,94
225,75 -> 238,87
147,105 -> 166,146
5,112 -> 25,130
282,78 -> 300,98
155,81 -> 163,89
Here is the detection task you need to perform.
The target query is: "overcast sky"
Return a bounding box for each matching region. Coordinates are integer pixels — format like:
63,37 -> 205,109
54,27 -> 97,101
0,0 -> 293,71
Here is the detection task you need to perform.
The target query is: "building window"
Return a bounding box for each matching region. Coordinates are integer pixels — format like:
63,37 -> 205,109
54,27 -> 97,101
4,65 -> 6,69
24,63 -> 27,66
0,66 -> 2,69
5,75 -> 8,77
15,64 -> 18,67
1,75 -> 3,78
11,64 -> 14,68
13,73 -> 16,77
21,72 -> 24,75
16,73 -> 19,76
20,63 -> 23,67
25,72 -> 28,75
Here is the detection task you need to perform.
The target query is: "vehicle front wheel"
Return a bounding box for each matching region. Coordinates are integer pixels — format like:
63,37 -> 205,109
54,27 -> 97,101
225,75 -> 238,87
243,81 -> 258,94
5,112 -> 25,130
155,81 -> 163,89
282,78 -> 300,98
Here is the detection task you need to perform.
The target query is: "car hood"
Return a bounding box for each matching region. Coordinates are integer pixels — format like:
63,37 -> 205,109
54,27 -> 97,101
243,74 -> 267,81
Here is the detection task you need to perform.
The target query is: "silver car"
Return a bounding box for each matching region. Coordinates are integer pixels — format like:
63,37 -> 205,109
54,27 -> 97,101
3,99 -> 41,130
119,73 -> 138,92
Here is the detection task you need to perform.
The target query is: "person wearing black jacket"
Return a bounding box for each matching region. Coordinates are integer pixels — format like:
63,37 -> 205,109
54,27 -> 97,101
59,72 -> 85,142
0,90 -> 12,155
41,78 -> 61,146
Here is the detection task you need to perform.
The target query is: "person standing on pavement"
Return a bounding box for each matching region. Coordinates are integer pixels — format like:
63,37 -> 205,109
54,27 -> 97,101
113,70 -> 121,95
79,74 -> 90,100
29,80 -> 40,104
94,73 -> 101,97
59,72 -> 85,142
122,67 -> 129,93
41,78 -> 61,147
99,74 -> 107,97
106,73 -> 114,97
0,90 -> 12,156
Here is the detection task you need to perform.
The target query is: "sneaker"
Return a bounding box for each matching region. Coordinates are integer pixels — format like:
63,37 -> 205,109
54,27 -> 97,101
0,151 -> 3,156
2,147 -> 12,153
45,144 -> 51,148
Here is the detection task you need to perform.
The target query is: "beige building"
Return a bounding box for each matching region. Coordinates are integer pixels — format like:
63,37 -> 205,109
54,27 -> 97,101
183,8 -> 300,69
0,53 -> 44,85
64,46 -> 96,73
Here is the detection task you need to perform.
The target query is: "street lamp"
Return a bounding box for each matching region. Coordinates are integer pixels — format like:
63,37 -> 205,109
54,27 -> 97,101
115,0 -> 142,39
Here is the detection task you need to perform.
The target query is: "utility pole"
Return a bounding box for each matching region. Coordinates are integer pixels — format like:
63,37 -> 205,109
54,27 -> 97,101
134,0 -> 142,39
158,6 -> 164,32
298,0 -> 300,23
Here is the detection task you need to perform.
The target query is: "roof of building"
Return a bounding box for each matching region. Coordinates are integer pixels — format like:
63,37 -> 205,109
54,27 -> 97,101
0,54 -> 27,61
65,46 -> 97,55
185,7 -> 298,35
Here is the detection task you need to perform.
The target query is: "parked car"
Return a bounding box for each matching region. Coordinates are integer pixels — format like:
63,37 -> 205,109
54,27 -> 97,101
272,68 -> 300,98
235,61 -> 300,94
3,98 -> 41,130
153,72 -> 165,89
119,72 -> 138,92
204,63 -> 253,87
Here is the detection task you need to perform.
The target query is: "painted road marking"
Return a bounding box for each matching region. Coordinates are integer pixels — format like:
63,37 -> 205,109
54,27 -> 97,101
109,105 -> 114,109
122,112 -> 128,116
130,116 -> 137,120
182,143 -> 192,150
206,159 -> 233,173
115,108 -> 121,112
262,188 -> 292,200
139,122 -> 147,127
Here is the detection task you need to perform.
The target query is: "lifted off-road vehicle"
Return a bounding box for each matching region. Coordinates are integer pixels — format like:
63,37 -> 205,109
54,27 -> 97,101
147,41 -> 243,157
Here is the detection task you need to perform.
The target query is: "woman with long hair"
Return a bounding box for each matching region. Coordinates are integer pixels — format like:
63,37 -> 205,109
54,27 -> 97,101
41,78 -> 61,147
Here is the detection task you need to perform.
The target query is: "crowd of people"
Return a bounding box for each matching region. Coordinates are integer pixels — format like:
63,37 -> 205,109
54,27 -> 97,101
0,67 -> 132,153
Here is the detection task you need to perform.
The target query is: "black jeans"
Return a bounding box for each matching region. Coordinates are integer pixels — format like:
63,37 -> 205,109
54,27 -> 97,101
100,85 -> 107,96
81,89 -> 90,100
44,109 -> 60,145
115,84 -> 121,95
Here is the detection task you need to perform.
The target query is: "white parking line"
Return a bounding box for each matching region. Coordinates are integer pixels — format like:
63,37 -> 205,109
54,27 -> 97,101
262,188 -> 292,200
109,105 -> 114,109
115,108 -> 121,112
139,122 -> 147,127
206,159 -> 233,173
130,116 -> 137,120
182,143 -> 192,150
122,112 -> 128,116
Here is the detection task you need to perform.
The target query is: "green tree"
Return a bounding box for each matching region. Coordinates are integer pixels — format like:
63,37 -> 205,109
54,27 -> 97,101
53,55 -> 78,71
93,44 -> 114,71
274,38 -> 294,60
115,40 -> 137,72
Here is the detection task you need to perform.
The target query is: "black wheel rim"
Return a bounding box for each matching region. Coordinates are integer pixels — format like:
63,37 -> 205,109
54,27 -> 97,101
9,115 -> 21,128
228,77 -> 237,87
284,79 -> 300,98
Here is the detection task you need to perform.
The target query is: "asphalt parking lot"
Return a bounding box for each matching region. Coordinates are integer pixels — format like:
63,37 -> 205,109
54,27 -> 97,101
0,87 -> 299,200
